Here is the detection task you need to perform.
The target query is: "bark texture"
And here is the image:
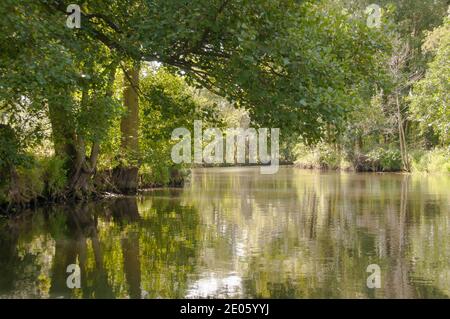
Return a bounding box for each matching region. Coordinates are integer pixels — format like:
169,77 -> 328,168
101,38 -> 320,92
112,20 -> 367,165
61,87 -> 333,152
113,64 -> 141,194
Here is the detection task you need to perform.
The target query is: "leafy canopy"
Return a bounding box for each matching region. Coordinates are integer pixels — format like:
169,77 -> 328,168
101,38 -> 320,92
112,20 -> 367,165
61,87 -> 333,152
410,14 -> 450,145
39,0 -> 388,142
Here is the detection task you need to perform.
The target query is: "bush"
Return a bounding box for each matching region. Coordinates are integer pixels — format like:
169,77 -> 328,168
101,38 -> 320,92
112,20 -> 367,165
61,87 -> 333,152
139,163 -> 189,188
40,157 -> 67,198
294,142 -> 344,170
0,124 -> 22,169
0,156 -> 68,207
294,142 -> 404,172
0,177 -> 9,206
411,148 -> 450,173
139,164 -> 170,188
9,164 -> 45,204
366,148 -> 402,172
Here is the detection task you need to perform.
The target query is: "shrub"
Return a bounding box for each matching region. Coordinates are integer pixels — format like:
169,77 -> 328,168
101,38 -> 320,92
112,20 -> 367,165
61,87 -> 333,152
0,178 -> 9,206
294,142 -> 404,172
0,156 -> 68,207
139,163 -> 170,188
294,142 -> 343,170
9,165 -> 45,204
366,148 -> 402,171
139,162 -> 189,188
40,157 -> 67,198
0,124 -> 22,169
411,148 -> 450,173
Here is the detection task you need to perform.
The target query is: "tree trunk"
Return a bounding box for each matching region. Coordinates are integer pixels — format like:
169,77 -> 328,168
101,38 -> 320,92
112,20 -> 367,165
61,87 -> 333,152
121,64 -> 140,157
68,137 -> 100,198
48,65 -> 117,198
396,94 -> 410,171
113,63 -> 140,194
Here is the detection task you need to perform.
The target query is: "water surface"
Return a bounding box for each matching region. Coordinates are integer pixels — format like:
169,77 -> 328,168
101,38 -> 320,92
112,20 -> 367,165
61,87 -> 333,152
1,167 -> 449,298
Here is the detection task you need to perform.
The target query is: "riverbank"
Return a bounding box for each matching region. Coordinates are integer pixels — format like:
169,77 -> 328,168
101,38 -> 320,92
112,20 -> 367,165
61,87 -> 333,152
0,161 -> 188,214
2,152 -> 449,214
294,144 -> 450,173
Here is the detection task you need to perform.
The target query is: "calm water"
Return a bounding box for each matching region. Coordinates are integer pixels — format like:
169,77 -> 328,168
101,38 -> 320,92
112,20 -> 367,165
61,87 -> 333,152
0,167 -> 449,298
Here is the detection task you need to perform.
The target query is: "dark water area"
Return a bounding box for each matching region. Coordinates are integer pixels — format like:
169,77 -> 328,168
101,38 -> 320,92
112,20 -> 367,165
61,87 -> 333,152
0,167 -> 449,298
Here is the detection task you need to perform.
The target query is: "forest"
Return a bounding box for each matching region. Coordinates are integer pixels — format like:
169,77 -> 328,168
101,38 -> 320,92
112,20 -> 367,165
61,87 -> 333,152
1,0 -> 449,210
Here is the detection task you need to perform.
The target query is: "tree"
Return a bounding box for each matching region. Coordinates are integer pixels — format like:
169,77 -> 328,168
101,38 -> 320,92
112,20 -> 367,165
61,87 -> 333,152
1,0 -> 121,197
329,0 -> 449,171
41,0 -> 387,136
1,0 -> 390,200
410,11 -> 450,146
112,63 -> 141,193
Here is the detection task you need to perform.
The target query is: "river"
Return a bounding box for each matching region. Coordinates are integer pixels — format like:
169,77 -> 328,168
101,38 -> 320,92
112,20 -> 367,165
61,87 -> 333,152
0,167 -> 449,298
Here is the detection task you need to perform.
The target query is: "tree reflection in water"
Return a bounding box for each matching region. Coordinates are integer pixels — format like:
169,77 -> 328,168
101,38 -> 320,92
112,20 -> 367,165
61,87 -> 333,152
0,167 -> 449,298
0,195 -> 200,298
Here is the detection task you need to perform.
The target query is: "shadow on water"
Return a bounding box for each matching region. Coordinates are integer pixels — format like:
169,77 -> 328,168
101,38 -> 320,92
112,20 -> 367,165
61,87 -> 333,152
0,168 -> 449,298
0,196 -> 201,298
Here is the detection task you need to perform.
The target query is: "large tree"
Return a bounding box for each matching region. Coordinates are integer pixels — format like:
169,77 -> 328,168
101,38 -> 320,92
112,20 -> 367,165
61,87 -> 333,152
42,0 -> 387,133
1,0 -> 388,197
0,0 -> 121,197
410,12 -> 450,146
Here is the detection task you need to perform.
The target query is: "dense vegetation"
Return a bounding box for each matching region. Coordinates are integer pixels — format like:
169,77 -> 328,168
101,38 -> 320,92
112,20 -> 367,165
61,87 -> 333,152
0,0 -> 449,210
294,0 -> 450,173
